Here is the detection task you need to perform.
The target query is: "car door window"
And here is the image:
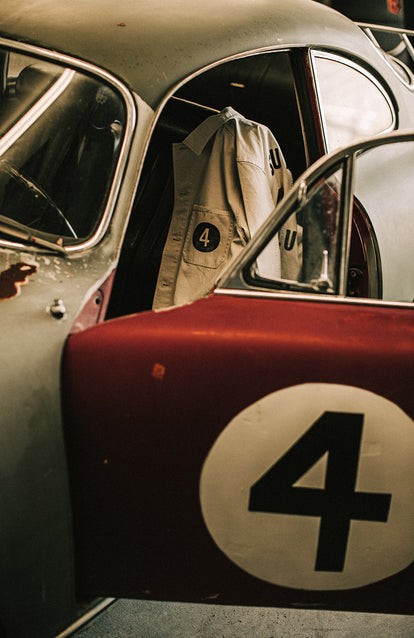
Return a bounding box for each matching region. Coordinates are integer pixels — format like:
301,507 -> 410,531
312,53 -> 396,151
246,164 -> 345,295
0,48 -> 126,246
230,134 -> 413,305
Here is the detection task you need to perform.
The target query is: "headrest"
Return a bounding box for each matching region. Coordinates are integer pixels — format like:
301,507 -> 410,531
15,64 -> 61,98
88,85 -> 122,129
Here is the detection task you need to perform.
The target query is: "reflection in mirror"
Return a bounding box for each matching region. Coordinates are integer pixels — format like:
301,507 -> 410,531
299,170 -> 342,292
249,167 -> 343,295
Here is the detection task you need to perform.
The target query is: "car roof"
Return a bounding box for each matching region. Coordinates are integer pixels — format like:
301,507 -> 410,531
0,0 -> 380,108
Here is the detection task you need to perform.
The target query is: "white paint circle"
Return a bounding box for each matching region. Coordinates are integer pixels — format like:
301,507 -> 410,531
200,384 -> 414,590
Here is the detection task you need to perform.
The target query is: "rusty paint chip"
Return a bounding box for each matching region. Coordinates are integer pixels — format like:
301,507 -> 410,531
151,363 -> 166,380
0,262 -> 37,300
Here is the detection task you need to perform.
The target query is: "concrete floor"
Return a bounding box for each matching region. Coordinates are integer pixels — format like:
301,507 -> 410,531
71,599 -> 414,637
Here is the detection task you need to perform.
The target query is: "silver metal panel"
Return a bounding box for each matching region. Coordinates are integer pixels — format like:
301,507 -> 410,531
0,0 -> 389,108
0,49 -> 155,638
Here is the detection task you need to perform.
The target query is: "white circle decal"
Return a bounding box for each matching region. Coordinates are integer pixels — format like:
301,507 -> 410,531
200,384 -> 414,590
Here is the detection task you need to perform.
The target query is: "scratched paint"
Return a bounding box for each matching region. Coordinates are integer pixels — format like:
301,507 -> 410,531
151,362 -> 166,380
0,262 -> 37,299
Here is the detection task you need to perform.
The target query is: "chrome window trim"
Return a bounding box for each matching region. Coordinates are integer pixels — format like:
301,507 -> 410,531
153,45 -> 294,114
55,599 -> 116,638
150,45 -> 307,149
213,286 -> 413,310
293,75 -> 312,168
357,23 -> 414,90
338,153 -> 355,296
310,50 -> 397,151
0,37 -> 136,255
0,68 -> 76,156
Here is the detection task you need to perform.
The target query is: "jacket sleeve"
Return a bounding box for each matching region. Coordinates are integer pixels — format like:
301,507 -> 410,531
234,119 -> 300,280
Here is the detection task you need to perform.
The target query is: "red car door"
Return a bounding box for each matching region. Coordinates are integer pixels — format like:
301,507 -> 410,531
62,132 -> 414,614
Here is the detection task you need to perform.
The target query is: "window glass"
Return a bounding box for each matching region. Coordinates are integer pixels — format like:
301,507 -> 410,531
248,166 -> 343,295
0,49 -> 125,246
313,54 -> 395,151
247,138 -> 414,304
354,141 -> 414,303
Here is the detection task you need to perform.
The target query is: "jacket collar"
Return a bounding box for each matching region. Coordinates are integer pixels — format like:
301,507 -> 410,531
183,106 -> 239,155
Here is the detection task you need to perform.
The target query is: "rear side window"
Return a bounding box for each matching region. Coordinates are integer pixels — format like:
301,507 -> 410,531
312,53 -> 395,151
0,49 -> 126,247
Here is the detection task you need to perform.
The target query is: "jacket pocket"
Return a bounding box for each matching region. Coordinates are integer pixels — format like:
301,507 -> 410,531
183,205 -> 234,269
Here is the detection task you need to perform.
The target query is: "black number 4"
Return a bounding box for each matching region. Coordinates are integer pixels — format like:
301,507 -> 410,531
249,411 -> 392,572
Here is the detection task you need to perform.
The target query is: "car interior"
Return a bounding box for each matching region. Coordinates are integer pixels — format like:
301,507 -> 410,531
106,48 -> 382,318
0,51 -> 125,242
0,48 -> 384,314
106,51 -> 313,318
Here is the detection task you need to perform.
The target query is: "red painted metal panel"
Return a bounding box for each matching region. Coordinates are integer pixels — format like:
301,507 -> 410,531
62,292 -> 414,612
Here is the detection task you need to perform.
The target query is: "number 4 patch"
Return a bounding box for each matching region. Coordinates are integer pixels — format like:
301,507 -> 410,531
193,222 -> 221,253
200,384 -> 414,591
249,411 -> 391,572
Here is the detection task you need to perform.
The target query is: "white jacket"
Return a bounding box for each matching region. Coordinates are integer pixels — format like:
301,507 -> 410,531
153,107 -> 299,309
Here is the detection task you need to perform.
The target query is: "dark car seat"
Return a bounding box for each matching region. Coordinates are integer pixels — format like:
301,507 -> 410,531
106,97 -> 216,317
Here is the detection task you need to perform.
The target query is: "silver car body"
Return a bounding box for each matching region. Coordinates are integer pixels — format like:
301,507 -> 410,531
0,1 -> 412,637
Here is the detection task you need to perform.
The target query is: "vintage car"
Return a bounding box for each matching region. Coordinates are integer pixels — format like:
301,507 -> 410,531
0,1 -> 413,636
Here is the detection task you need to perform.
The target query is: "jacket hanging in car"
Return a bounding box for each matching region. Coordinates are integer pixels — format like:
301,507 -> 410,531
153,106 -> 299,309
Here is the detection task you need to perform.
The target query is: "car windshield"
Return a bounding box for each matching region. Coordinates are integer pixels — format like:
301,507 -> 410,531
0,49 -> 125,246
